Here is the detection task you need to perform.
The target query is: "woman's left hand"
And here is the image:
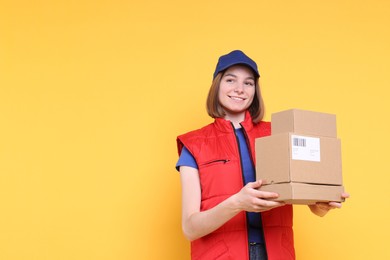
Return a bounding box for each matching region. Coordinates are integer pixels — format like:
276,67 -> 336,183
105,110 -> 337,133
308,192 -> 350,217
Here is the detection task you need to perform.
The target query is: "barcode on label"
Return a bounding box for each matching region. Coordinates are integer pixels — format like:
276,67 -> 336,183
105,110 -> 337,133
293,138 -> 306,147
291,135 -> 321,162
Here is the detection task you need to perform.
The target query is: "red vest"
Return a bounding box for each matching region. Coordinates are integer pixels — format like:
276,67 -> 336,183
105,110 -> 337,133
177,112 -> 295,260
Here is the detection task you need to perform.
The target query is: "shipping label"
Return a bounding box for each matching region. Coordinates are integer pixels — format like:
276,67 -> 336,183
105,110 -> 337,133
291,135 -> 321,162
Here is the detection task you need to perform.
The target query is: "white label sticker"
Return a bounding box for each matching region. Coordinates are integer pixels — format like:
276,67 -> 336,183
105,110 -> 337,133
291,135 -> 321,162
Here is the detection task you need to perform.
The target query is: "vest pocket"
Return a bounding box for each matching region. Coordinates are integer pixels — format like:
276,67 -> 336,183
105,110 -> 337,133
195,240 -> 231,260
200,159 -> 230,167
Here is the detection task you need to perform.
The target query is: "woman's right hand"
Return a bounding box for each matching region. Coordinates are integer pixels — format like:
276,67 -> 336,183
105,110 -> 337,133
180,167 -> 284,241
232,180 -> 285,212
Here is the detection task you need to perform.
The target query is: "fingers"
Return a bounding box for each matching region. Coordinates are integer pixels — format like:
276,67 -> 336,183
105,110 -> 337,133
315,201 -> 341,212
238,180 -> 285,212
246,180 -> 279,199
327,192 -> 349,209
246,179 -> 265,189
252,185 -> 284,210
258,198 -> 285,208
251,181 -> 282,205
328,202 -> 342,208
255,189 -> 279,200
250,197 -> 285,212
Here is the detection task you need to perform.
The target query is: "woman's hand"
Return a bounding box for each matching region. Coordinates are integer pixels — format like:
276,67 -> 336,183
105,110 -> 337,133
232,180 -> 285,212
180,168 -> 285,241
308,192 -> 350,217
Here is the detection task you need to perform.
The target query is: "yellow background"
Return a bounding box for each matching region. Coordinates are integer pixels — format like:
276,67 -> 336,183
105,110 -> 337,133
1,0 -> 389,259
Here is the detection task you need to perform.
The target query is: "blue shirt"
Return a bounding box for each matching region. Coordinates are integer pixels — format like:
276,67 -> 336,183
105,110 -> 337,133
176,127 -> 264,243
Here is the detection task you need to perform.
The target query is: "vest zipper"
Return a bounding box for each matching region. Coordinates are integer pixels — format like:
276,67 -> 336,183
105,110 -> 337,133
201,159 -> 230,166
203,159 -> 230,165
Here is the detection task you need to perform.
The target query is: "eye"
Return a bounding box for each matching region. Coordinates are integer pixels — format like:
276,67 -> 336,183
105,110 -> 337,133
245,81 -> 255,86
225,78 -> 234,83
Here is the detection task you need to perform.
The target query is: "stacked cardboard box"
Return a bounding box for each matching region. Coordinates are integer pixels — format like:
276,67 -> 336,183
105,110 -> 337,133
255,109 -> 345,205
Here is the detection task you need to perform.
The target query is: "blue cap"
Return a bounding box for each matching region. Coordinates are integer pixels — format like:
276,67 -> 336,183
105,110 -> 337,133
213,50 -> 260,79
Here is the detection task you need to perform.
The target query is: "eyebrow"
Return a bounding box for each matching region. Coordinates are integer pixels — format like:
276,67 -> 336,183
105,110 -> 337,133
223,73 -> 255,80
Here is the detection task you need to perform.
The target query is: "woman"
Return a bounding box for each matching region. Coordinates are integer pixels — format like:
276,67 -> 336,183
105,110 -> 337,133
176,50 -> 348,260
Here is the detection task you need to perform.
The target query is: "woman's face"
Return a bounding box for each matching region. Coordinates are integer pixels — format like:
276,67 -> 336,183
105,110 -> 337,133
218,65 -> 256,121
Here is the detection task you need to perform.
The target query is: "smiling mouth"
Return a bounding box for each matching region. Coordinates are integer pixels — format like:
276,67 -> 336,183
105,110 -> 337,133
229,96 -> 246,101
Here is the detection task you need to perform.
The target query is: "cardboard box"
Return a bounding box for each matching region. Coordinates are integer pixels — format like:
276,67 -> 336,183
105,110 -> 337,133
255,109 -> 344,205
255,133 -> 343,185
271,109 -> 337,137
259,182 -> 345,205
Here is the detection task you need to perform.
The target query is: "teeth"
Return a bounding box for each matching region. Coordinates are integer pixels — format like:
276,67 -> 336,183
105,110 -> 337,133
230,96 -> 245,101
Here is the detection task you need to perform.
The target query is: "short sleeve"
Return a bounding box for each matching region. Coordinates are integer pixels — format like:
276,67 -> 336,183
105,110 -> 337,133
175,146 -> 198,171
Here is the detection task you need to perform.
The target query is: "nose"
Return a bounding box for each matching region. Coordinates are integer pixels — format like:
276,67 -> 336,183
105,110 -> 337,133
234,83 -> 244,93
